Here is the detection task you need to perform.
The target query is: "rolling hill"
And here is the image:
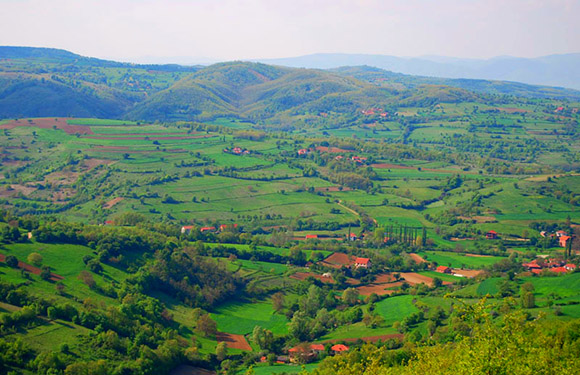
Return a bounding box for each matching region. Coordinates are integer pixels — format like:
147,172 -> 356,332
1,47 -> 580,126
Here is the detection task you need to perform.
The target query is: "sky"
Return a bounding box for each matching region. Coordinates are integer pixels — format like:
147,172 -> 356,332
1,0 -> 579,63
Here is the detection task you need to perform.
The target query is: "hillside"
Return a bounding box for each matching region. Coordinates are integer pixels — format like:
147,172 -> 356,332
2,47 -> 580,124
0,46 -> 580,375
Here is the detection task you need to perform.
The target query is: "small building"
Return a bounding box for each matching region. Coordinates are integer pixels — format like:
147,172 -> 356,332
540,231 -> 547,238
181,225 -> 195,234
219,224 -> 238,231
200,226 -> 216,233
559,235 -> 571,248
104,220 -> 114,226
550,267 -> 568,274
436,266 -> 452,274
288,344 -> 321,363
565,263 -> 577,271
354,257 -> 371,268
298,149 -> 309,156
348,233 -> 357,241
522,260 -> 542,270
556,230 -> 568,237
486,230 -> 498,240
331,344 -> 349,353
305,234 -> 318,240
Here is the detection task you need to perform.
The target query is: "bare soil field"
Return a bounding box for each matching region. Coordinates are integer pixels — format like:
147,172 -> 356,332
409,253 -> 427,264
103,197 -> 124,209
291,272 -> 335,284
0,184 -> 37,197
452,269 -> 485,278
216,332 -> 252,351
496,107 -> 532,113
315,146 -> 353,153
356,282 -> 402,296
399,272 -> 451,287
0,118 -> 94,135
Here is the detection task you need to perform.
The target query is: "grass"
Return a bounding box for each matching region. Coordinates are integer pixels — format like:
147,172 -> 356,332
211,300 -> 289,335
418,251 -> 505,269
247,363 -> 318,375
374,295 -> 419,326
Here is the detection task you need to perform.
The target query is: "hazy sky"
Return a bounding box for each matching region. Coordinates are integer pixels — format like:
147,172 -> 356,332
1,0 -> 578,63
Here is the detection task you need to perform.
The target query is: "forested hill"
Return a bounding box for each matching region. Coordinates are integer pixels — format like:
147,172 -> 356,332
1,46 -> 580,124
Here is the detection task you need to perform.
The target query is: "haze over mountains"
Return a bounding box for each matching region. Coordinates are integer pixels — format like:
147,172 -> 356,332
255,53 -> 580,90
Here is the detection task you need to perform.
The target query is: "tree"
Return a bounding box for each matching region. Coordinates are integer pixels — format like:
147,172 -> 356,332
196,314 -> 217,338
216,342 -> 228,361
252,326 -> 274,350
5,255 -> 18,268
78,270 -> 96,289
27,252 -> 43,266
272,292 -> 285,313
342,288 -> 359,306
40,266 -> 52,281
288,311 -> 311,341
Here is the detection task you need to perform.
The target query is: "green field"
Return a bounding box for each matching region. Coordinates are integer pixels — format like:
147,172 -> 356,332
211,300 -> 289,335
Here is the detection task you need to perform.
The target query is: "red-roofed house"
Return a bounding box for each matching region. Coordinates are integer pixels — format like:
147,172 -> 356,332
288,344 -> 323,363
556,230 -> 568,237
104,220 -> 114,226
305,234 -> 319,240
522,260 -> 542,270
298,149 -> 309,156
531,268 -> 543,275
559,236 -> 571,248
565,263 -> 577,271
310,344 -> 325,352
486,230 -> 498,239
551,267 -> 568,274
436,266 -> 452,274
181,225 -> 195,234
200,226 -> 216,233
331,344 -> 349,353
354,257 -> 371,268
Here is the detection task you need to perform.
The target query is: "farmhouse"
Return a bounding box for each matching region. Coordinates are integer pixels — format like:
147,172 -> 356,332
486,230 -> 498,239
298,148 -> 309,156
559,235 -> 571,248
556,230 -> 568,237
331,344 -> 349,353
565,263 -> 577,271
436,266 -> 452,274
219,224 -> 238,231
200,226 -> 216,232
181,225 -> 195,234
354,257 -> 371,268
288,344 -> 325,363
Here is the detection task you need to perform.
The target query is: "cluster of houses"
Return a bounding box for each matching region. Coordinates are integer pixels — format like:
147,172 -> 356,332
361,108 -> 388,117
351,156 -> 368,164
223,147 -> 250,155
180,224 -> 238,234
540,230 -> 573,248
266,343 -> 349,364
522,258 -> 577,275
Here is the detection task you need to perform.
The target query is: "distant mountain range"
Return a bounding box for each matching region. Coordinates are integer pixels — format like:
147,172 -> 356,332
254,53 -> 580,90
1,47 -> 579,123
